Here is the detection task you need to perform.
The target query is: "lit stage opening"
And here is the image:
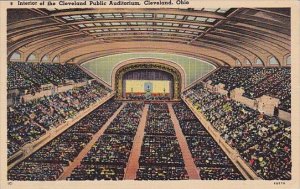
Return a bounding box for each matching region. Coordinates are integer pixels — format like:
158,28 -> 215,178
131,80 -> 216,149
125,80 -> 170,97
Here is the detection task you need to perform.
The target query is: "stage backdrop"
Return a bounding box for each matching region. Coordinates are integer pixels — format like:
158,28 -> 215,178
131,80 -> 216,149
122,69 -> 173,97
125,80 -> 170,94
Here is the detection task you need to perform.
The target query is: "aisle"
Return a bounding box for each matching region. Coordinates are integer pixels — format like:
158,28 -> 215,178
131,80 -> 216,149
58,103 -> 126,180
167,103 -> 201,179
124,104 -> 149,180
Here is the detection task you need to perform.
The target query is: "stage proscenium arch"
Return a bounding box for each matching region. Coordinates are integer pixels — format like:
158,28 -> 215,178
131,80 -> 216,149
112,60 -> 184,100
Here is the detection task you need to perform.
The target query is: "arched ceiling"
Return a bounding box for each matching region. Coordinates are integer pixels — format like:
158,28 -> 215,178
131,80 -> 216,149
7,8 -> 290,67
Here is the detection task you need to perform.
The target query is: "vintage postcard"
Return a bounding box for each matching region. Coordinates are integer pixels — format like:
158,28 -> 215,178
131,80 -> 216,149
0,0 -> 299,189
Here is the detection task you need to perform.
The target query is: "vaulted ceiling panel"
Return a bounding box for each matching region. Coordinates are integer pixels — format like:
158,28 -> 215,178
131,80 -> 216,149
7,8 -> 290,67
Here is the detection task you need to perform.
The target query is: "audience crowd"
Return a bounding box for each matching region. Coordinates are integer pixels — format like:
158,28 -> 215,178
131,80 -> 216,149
30,63 -> 65,85
105,103 -> 144,135
137,103 -> 188,180
139,135 -> 185,167
70,102 -> 144,180
7,63 -> 33,89
40,63 -> 92,83
173,102 -> 244,180
8,162 -> 64,181
204,67 -> 291,112
7,62 -> 92,91
7,109 -> 46,157
8,100 -> 122,180
8,81 -> 110,158
8,64 -> 291,181
68,164 -> 125,180
137,135 -> 188,180
80,135 -> 134,167
136,166 -> 188,180
10,62 -> 50,86
184,84 -> 291,180
145,103 -> 175,136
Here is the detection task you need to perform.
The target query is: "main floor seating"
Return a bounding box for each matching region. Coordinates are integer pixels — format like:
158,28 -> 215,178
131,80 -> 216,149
69,102 -> 144,180
8,100 -> 122,180
136,103 -> 188,180
8,94 -> 290,180
173,102 -> 244,180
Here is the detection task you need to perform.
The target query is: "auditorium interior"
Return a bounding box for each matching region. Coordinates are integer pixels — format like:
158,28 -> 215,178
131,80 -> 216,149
6,8 -> 291,181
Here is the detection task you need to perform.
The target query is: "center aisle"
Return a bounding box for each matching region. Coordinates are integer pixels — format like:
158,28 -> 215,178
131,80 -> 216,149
124,104 -> 149,180
58,103 -> 126,180
167,103 -> 201,180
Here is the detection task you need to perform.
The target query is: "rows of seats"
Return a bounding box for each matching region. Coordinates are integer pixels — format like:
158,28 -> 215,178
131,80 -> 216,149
7,63 -> 34,89
241,131 -> 291,180
66,101 -> 122,135
38,81 -> 109,128
205,67 -> 261,90
173,102 -> 244,180
187,136 -> 236,167
139,136 -> 184,167
136,103 -> 188,180
39,63 -> 91,83
137,136 -> 188,180
67,164 -> 125,180
7,62 -> 92,90
81,135 -> 133,166
26,132 -> 92,165
105,103 -> 144,135
69,102 -> 144,180
145,103 -> 175,136
7,110 -> 46,157
204,67 -> 291,112
8,162 -> 64,181
7,81 -> 110,157
184,84 -> 291,180
246,68 -> 290,99
8,100 -> 122,181
136,166 -> 188,180
9,62 -> 49,88
30,63 -> 65,85
58,64 -> 92,82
